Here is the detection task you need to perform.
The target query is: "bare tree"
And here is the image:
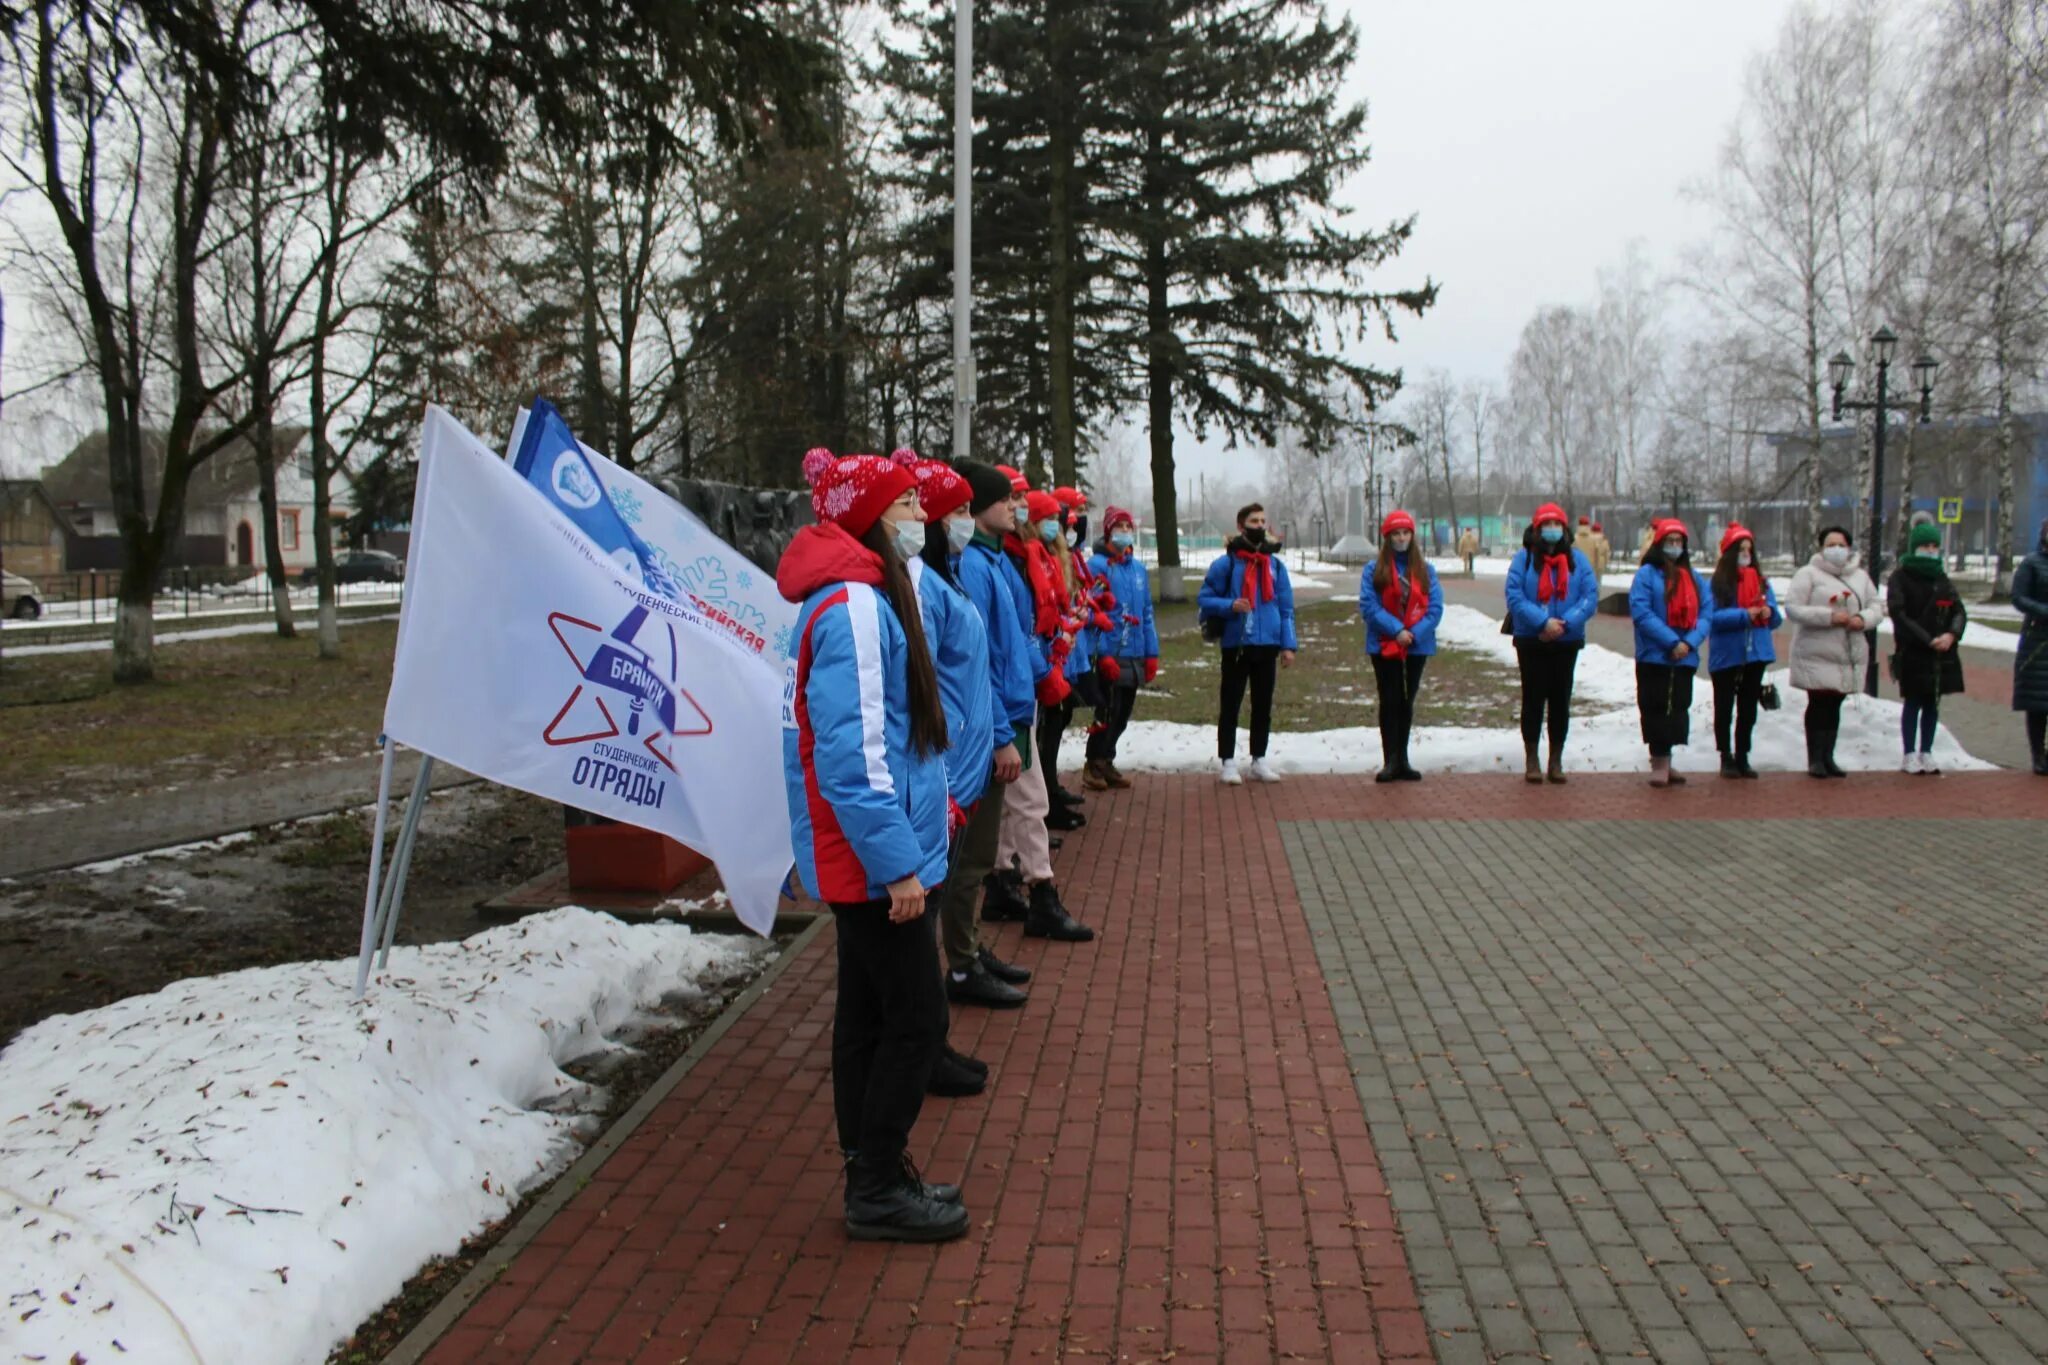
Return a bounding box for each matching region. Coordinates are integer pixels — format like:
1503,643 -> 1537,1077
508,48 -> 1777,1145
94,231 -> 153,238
1508,305 -> 1600,508
1593,239 -> 1665,498
1460,377 -> 1501,540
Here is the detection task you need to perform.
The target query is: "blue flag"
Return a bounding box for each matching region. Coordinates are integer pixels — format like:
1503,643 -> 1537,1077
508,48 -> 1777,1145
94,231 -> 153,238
509,399 -> 683,600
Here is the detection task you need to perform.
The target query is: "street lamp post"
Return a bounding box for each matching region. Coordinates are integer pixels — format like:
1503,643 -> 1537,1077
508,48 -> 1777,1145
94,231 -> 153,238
1828,325 -> 1936,697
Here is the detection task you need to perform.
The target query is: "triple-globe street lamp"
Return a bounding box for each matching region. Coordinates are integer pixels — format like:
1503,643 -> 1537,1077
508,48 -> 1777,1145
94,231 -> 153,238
1827,325 -> 1936,697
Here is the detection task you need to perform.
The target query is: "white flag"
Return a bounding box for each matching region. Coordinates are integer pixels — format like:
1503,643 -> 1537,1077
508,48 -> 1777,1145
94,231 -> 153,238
384,407 -> 794,934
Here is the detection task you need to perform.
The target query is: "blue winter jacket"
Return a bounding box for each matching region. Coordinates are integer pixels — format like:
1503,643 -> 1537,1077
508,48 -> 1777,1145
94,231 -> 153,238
1087,542 -> 1160,667
778,527 -> 949,905
909,557 -> 998,808
1358,560 -> 1445,656
1628,562 -> 1712,667
955,534 -> 1038,728
1198,544 -> 1299,650
1706,576 -> 1784,672
1504,546 -> 1599,642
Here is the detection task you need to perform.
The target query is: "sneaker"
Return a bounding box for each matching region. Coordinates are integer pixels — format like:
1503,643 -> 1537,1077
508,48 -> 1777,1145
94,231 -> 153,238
1219,758 -> 1243,786
1919,751 -> 1940,775
1902,752 -> 1922,775
1248,758 -> 1281,783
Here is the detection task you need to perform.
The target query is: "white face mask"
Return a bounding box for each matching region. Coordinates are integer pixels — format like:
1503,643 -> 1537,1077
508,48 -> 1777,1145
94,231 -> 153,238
892,519 -> 926,560
1822,544 -> 1851,568
1738,550 -> 1752,568
946,513 -> 975,553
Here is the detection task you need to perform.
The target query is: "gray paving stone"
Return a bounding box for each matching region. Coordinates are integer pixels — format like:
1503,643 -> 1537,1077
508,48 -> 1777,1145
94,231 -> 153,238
1284,818 -> 2048,1365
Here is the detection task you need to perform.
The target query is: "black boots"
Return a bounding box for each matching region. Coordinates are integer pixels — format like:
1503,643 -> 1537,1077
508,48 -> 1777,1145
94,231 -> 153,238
947,960 -> 1026,1009
1050,783 -> 1084,810
977,945 -> 1031,983
1044,802 -> 1087,832
1546,740 -> 1568,785
927,1046 -> 988,1097
1024,879 -> 1095,941
1719,754 -> 1743,779
844,1153 -> 969,1242
982,868 -> 1029,922
1523,742 -> 1544,784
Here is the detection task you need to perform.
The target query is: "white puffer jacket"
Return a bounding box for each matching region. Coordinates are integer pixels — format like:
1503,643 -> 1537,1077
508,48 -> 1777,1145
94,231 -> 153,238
1783,552 -> 1881,693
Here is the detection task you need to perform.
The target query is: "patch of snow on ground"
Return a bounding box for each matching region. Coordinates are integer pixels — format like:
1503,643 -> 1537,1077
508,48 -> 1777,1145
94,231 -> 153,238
9,613 -> 400,657
1094,603 -> 1990,776
0,907 -> 756,1365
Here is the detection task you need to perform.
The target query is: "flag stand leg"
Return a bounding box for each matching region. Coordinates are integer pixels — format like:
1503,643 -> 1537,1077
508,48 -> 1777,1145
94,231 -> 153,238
353,738 -> 399,1000
374,756 -> 436,968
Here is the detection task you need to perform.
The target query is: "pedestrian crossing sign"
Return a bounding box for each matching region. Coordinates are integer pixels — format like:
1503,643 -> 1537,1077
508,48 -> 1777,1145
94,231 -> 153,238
1937,497 -> 1963,524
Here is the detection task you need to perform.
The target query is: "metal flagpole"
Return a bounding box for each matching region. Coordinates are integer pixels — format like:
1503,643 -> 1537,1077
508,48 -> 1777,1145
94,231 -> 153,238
952,0 -> 973,460
352,737 -> 399,999
372,756 -> 436,967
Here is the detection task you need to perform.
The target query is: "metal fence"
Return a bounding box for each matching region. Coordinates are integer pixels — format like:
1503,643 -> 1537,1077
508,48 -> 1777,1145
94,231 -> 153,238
3,565 -> 402,627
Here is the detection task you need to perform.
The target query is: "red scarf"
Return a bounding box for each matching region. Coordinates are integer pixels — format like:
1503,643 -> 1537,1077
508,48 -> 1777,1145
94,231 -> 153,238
1665,568 -> 1700,633
1233,548 -> 1276,609
1536,550 -> 1570,604
1377,564 -> 1429,659
1736,566 -> 1766,614
1005,533 -> 1062,637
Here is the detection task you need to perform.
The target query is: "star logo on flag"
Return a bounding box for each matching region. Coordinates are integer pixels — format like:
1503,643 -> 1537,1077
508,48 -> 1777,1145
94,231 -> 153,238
541,607 -> 713,773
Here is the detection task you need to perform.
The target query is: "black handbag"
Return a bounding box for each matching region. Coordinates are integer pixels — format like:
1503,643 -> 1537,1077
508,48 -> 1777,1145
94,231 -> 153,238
1201,611 -> 1227,643
1759,683 -> 1781,711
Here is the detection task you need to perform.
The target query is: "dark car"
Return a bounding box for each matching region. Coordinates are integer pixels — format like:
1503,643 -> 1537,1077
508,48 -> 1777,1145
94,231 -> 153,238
300,550 -> 405,585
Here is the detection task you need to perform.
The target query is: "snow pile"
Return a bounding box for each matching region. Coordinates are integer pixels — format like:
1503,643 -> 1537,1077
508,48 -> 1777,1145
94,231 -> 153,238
1100,604 -> 1992,776
0,908 -> 755,1365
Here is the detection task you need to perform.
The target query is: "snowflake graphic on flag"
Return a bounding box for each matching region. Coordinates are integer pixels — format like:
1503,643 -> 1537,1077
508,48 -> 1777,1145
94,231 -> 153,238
608,485 -> 645,525
773,623 -> 795,659
737,569 -> 753,591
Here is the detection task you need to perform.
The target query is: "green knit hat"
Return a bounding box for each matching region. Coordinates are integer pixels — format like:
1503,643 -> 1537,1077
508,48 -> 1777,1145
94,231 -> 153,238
1908,522 -> 1942,554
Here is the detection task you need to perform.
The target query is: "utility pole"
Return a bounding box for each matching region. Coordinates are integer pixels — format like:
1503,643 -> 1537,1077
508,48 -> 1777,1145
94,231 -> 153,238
951,0 -> 974,461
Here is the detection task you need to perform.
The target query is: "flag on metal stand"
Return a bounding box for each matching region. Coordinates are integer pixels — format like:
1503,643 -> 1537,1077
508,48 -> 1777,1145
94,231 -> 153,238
379,406 -> 794,937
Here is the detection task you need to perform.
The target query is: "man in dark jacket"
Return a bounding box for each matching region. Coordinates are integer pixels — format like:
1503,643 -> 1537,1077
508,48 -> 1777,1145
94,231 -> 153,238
2012,518 -> 2048,774
1887,521 -> 1968,774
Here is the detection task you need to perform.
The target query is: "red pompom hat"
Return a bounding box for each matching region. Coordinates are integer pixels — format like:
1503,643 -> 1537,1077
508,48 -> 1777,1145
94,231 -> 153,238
801,448 -> 914,538
1719,522 -> 1755,554
1103,506 -> 1136,532
1025,490 -> 1062,524
891,449 -> 971,522
1381,509 -> 1416,537
1533,503 -> 1568,528
994,464 -> 1029,494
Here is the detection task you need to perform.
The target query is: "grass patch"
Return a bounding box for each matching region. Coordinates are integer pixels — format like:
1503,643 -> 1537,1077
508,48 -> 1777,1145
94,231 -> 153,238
0,622 -> 396,809
1142,596 -> 1521,731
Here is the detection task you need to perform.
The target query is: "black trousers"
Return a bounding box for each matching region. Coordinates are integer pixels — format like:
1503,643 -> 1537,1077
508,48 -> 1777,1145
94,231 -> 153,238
831,898 -> 947,1165
1514,639 -> 1580,746
1218,644 -> 1281,759
1036,696 -> 1075,790
1804,689 -> 1846,759
1086,682 -> 1139,762
1370,654 -> 1428,769
1635,662 -> 1696,756
1711,662 -> 1767,756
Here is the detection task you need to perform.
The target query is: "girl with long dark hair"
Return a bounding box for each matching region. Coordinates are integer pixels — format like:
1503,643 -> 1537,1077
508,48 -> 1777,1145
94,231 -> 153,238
1628,519 -> 1711,787
1706,524 -> 1782,778
1358,510 -> 1444,782
1503,503 -> 1597,782
778,449 -> 963,1243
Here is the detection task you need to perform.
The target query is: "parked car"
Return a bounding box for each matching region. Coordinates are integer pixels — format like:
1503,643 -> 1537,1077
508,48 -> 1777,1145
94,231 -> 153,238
2,569 -> 43,619
299,550 -> 405,586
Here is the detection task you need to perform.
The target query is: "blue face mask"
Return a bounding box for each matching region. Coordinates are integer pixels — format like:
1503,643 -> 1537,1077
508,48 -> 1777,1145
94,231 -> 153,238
1040,519 -> 1062,543
1111,531 -> 1134,550
1540,525 -> 1563,545
1663,542 -> 1685,560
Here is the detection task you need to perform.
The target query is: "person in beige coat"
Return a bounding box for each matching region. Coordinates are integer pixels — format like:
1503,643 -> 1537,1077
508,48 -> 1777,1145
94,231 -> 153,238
1456,525 -> 1480,576
1782,524 -> 1881,778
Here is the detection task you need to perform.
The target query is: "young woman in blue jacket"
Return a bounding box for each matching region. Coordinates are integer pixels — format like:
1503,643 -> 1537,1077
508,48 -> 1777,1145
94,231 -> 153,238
1706,523 -> 1782,778
1083,508 -> 1159,789
1358,510 -> 1444,782
1198,502 -> 1298,784
1629,518 -> 1711,787
778,449 -> 965,1244
1503,502 -> 1597,783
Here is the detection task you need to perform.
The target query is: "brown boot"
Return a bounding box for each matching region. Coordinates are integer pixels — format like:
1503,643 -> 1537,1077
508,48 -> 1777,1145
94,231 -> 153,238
1523,742 -> 1544,784
1649,755 -> 1670,788
1081,759 -> 1112,792
1546,742 -> 1567,784
1103,761 -> 1133,790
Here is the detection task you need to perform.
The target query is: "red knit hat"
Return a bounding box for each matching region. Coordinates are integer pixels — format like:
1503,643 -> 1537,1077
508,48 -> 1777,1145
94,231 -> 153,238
1052,485 -> 1086,510
1103,506 -> 1136,532
994,464 -> 1029,494
1651,517 -> 1690,545
891,449 -> 971,522
1025,490 -> 1061,524
802,448 -> 914,537
1577,515 -> 1590,526
1719,522 -> 1754,554
1533,503 -> 1568,528
1591,522 -> 1604,533
1381,509 -> 1416,536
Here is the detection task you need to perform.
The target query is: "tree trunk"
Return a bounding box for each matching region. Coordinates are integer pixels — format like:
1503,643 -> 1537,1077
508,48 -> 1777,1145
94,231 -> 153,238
1143,128 -> 1183,602
252,396 -> 297,638
1439,439 -> 1460,553
1803,275 -> 1824,547
1046,0 -> 1078,487
1994,358 -> 2017,599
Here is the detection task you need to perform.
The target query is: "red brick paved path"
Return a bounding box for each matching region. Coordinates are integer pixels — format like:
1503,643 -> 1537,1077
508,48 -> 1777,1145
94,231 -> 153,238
420,772 -> 2044,1364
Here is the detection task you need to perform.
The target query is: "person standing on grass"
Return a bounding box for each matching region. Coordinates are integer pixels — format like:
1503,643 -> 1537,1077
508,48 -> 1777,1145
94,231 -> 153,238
935,461 -> 1036,1007
1504,503 -> 1596,784
2012,519 -> 2048,775
777,449 -> 964,1244
1783,526 -> 1878,779
895,453 -> 1006,1092
1359,510 -> 1443,783
1707,524 -> 1782,779
1200,503 -> 1298,785
1887,521 -> 1968,775
1629,518 -> 1711,788
1083,507 -> 1158,792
